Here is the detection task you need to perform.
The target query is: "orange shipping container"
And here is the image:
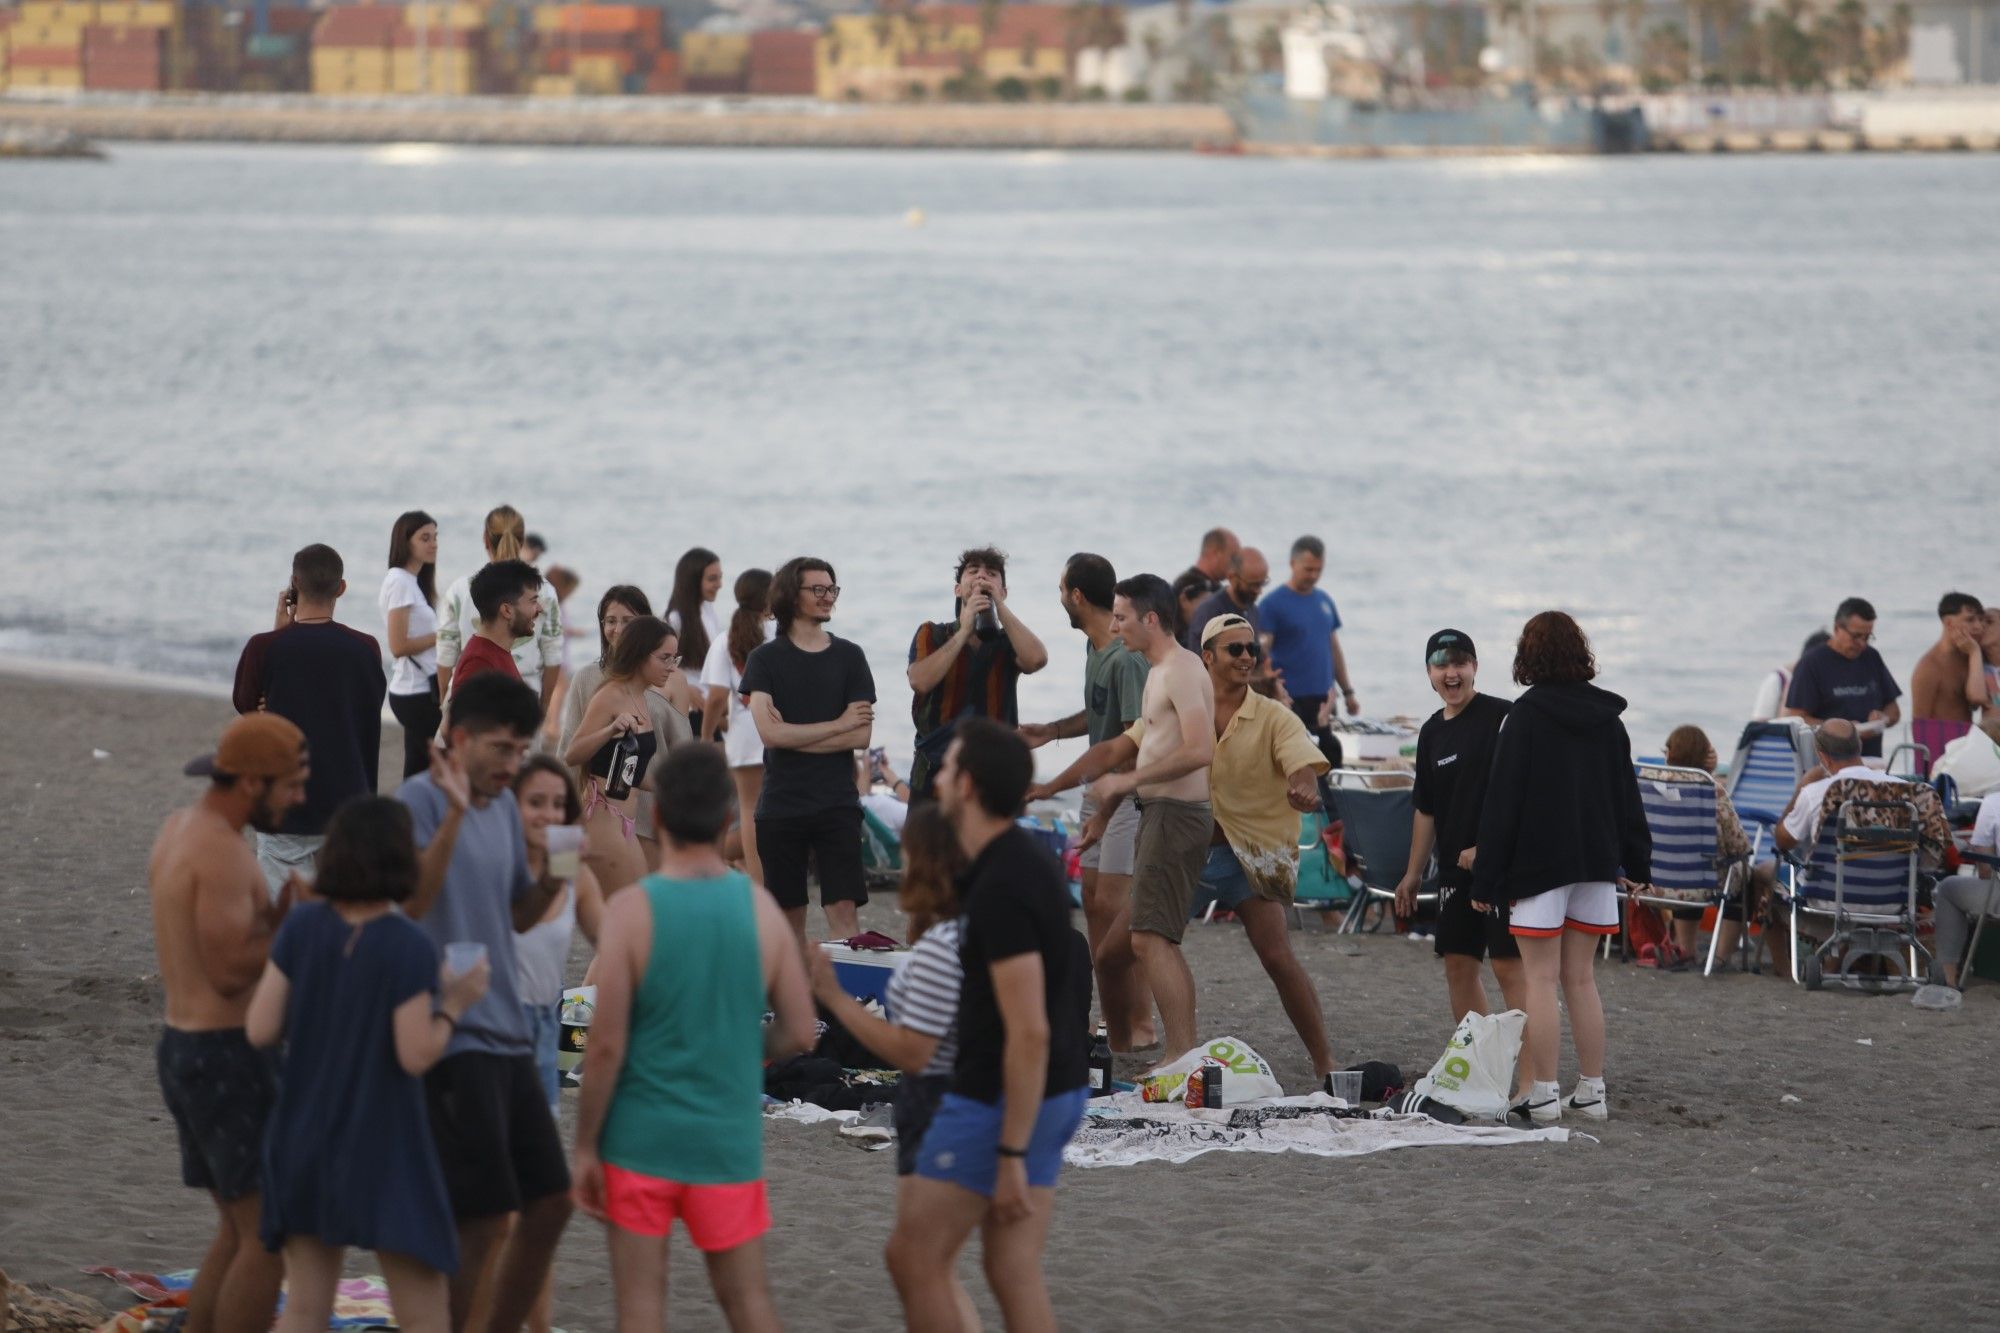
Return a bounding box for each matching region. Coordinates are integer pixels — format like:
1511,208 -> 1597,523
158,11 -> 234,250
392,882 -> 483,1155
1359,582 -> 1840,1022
535,5 -> 659,39
10,43 -> 86,66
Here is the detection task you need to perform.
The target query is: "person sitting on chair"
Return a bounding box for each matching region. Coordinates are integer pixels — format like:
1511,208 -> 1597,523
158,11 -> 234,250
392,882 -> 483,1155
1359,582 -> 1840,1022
1932,792 -> 2000,988
1651,726 -> 1754,965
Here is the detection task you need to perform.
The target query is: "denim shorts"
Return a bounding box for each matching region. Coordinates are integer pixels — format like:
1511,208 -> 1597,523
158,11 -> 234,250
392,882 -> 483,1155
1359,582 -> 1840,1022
914,1088 -> 1088,1196
1197,844 -> 1256,912
522,1001 -> 561,1113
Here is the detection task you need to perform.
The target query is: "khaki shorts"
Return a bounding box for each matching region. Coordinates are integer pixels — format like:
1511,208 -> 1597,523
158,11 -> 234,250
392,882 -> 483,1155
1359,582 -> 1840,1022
1130,797 -> 1213,944
1079,793 -> 1142,878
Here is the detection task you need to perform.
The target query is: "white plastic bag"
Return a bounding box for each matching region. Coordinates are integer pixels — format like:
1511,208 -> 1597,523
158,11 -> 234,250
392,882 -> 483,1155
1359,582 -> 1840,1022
1139,1036 -> 1286,1104
1933,731 -> 2000,799
1412,1010 -> 1526,1120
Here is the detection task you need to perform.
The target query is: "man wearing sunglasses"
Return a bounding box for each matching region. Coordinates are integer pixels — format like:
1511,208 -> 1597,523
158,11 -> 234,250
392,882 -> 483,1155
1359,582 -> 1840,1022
742,556 -> 878,941
905,546 -> 1048,801
1038,615 -> 1339,1088
1783,596 -> 1901,758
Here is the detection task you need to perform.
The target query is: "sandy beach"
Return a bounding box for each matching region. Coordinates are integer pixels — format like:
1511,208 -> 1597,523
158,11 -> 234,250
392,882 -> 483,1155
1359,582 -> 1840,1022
4,663 -> 1997,1330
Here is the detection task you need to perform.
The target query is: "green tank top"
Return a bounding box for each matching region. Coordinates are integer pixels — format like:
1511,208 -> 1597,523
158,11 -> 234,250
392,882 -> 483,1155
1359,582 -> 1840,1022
599,871 -> 767,1184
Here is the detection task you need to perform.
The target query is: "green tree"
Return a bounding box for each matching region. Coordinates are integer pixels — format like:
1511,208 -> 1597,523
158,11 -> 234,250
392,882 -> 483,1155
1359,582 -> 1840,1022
995,73 -> 1029,99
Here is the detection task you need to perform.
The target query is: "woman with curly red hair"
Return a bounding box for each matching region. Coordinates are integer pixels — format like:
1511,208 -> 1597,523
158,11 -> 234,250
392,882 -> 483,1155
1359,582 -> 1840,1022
1472,611 -> 1651,1125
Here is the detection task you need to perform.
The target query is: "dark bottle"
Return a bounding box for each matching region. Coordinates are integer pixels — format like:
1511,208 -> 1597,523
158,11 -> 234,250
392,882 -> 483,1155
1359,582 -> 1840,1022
971,590 -> 1004,643
602,731 -> 641,801
1088,1024 -> 1114,1098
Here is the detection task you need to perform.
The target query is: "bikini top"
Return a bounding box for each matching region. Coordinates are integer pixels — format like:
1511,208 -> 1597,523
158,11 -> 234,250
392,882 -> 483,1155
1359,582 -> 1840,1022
589,726 -> 656,797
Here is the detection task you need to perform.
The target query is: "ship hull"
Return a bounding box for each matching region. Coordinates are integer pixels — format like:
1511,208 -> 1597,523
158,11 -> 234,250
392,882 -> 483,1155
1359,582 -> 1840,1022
1230,88 -> 1645,155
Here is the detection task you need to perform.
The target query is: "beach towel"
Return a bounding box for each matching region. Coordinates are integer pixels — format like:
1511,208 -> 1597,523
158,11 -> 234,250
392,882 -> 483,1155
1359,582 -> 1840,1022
83,1269 -> 396,1330
1063,1093 -> 1569,1169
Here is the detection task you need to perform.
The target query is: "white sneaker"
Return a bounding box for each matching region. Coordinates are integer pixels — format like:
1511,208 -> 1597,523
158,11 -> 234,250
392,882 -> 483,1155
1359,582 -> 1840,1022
1565,1084 -> 1609,1121
1508,1091 -> 1562,1125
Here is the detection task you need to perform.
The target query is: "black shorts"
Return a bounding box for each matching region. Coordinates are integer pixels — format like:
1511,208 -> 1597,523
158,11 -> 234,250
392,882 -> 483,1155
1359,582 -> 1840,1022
756,806 -> 869,913
424,1052 -> 570,1221
893,1073 -> 951,1177
1434,885 -> 1520,962
157,1027 -> 277,1202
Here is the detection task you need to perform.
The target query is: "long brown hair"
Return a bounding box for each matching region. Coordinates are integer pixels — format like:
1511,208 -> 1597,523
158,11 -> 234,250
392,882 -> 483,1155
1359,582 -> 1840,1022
482,505 -> 525,562
668,547 -> 719,674
606,615 -> 674,683
898,803 -> 966,942
1663,724 -> 1713,771
595,585 -> 652,670
1512,610 -> 1597,687
514,753 -> 583,823
388,510 -> 437,607
728,568 -> 773,669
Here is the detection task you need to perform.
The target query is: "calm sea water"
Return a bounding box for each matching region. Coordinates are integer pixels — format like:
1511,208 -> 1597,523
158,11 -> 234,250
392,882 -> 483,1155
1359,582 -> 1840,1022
3,144 -> 1997,766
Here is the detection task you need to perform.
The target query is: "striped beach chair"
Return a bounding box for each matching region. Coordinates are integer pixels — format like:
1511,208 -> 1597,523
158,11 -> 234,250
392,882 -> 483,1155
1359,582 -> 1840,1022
1725,719 -> 1815,859
1627,764 -> 1749,975
1777,782 -> 1942,991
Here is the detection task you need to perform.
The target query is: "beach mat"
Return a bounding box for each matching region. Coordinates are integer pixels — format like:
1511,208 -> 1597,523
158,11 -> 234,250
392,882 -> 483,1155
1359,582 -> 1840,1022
1065,1093 -> 1570,1169
82,1269 -> 395,1331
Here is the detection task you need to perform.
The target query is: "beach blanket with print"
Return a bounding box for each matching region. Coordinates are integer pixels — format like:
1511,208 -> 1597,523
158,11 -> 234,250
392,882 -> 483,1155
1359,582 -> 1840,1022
1063,1093 -> 1569,1169
84,1268 -> 396,1330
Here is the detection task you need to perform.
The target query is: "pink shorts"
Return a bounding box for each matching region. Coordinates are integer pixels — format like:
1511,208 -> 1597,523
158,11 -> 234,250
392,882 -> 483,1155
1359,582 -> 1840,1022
602,1163 -> 770,1253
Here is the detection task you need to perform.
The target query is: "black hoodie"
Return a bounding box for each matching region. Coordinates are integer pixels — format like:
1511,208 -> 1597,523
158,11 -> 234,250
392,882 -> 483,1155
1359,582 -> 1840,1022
1471,681 -> 1652,907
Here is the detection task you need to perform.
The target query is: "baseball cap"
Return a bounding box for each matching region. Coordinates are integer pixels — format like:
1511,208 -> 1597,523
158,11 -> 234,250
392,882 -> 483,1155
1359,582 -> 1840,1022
184,714 -> 308,780
1425,629 -> 1476,666
1200,614 -> 1255,648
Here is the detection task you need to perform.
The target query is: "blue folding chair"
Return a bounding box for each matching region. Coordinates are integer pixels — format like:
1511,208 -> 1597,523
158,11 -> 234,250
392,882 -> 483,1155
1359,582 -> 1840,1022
1778,788 -> 1940,992
1327,771 -> 1434,935
1627,765 -> 1750,975
1725,719 -> 1816,859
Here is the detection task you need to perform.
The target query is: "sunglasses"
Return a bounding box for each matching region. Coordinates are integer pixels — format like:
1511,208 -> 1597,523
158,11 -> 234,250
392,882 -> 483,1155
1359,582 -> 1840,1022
1428,651 -> 1474,668
1217,641 -> 1263,661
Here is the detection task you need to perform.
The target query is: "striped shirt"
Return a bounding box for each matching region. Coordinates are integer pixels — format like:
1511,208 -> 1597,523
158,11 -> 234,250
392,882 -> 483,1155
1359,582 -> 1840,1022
885,919 -> 962,1078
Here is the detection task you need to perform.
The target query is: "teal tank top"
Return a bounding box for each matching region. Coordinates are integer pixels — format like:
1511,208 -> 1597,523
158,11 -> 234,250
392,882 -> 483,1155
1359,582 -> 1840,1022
599,871 -> 767,1184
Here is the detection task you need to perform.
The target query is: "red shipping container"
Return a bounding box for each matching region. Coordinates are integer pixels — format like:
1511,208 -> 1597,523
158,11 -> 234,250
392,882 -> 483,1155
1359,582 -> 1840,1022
314,4 -> 403,48
747,30 -> 815,94
266,7 -> 319,36
684,70 -> 747,93
10,45 -> 87,69
644,48 -> 681,91
87,66 -> 164,88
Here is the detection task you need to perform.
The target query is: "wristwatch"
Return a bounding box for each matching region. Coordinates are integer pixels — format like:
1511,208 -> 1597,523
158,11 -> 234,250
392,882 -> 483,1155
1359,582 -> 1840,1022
995,1144 -> 1027,1159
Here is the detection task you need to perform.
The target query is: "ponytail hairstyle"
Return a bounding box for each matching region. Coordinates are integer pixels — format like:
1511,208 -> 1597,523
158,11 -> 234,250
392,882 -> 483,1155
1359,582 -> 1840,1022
728,568 -> 774,670
387,509 -> 437,607
482,505 -> 526,562
667,547 -> 719,676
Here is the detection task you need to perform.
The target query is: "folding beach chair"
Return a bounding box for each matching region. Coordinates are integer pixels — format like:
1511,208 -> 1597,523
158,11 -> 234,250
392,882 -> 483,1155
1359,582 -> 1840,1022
1777,781 -> 1944,992
1325,770 -> 1433,935
1290,809 -> 1347,928
1954,850 -> 2000,991
1625,765 -> 1751,975
1725,719 -> 1816,859
860,806 -> 903,889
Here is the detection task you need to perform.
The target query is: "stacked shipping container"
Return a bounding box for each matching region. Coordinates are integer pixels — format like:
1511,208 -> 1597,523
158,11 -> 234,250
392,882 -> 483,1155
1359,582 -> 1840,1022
746,29 -> 812,95
529,4 -> 662,95
84,22 -> 163,88
310,3 -> 397,94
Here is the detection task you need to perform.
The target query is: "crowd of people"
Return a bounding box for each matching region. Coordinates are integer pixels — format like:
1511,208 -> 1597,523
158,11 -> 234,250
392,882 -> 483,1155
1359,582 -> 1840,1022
148,504 -> 2000,1332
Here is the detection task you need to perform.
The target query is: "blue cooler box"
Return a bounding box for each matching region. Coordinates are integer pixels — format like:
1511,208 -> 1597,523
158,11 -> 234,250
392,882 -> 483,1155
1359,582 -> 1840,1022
819,944 -> 909,1006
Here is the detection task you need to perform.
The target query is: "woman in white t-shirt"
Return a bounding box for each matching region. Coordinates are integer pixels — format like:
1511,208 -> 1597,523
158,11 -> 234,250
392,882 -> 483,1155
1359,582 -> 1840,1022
379,510 -> 441,779
665,547 -> 724,735
701,567 -> 774,883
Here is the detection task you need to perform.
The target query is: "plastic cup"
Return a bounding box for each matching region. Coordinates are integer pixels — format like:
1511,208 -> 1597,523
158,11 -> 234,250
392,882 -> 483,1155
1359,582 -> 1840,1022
445,941 -> 488,975
546,825 -> 583,880
1327,1070 -> 1364,1107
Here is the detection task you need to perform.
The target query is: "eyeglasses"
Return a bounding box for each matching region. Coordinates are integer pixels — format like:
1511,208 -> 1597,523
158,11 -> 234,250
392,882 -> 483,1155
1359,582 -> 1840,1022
1217,641 -> 1263,661
803,584 -> 841,601
659,654 -> 683,670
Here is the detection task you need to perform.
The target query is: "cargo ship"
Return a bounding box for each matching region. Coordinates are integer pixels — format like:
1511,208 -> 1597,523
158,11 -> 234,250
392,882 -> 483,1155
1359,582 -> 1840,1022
1227,4 -> 1646,154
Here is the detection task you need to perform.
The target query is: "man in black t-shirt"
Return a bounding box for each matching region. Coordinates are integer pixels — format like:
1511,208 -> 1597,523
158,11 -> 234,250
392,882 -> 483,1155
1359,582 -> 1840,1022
1394,630 -> 1524,1023
1783,596 -> 1902,758
741,556 -> 877,941
231,543 -> 386,898
886,718 -> 1088,1332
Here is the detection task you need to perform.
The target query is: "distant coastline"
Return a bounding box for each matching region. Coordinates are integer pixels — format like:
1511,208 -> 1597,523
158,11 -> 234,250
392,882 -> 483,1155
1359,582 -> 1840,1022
0,94 -> 1239,150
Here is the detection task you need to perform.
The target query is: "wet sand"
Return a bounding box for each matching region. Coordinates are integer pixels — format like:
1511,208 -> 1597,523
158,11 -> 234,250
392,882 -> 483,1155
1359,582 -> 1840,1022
3,665 -> 1997,1330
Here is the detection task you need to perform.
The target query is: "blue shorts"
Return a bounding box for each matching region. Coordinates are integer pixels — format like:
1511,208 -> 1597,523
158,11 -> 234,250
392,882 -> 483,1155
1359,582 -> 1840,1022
523,1001 -> 561,1114
914,1089 -> 1088,1196
1196,844 -> 1255,913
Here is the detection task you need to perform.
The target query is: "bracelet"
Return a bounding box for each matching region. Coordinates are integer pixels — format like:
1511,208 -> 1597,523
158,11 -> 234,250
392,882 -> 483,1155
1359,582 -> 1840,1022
996,1145 -> 1027,1159
437,1010 -> 460,1028
1341,687 -> 1357,697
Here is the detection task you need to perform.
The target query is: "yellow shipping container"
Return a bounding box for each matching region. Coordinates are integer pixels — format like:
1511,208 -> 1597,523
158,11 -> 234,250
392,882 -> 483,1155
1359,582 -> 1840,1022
13,65 -> 86,85
95,1 -> 179,26
404,2 -> 488,31
391,46 -> 477,92
13,22 -> 87,46
569,52 -> 621,92
529,72 -> 575,95
53,2 -> 98,25
530,6 -> 561,33
681,31 -> 748,76
17,0 -> 65,23
312,48 -> 392,92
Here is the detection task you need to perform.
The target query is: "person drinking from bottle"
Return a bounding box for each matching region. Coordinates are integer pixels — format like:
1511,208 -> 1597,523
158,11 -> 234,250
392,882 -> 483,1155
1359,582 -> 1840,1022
905,547 -> 1049,802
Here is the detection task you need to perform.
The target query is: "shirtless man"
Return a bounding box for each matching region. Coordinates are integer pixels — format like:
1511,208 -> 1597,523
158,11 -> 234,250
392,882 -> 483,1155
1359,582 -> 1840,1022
1910,591 -> 1986,772
150,714 -> 310,1333
1076,573 -> 1214,1062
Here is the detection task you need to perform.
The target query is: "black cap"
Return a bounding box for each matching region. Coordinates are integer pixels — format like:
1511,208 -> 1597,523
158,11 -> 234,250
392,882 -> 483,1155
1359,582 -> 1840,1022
1425,629 -> 1476,665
